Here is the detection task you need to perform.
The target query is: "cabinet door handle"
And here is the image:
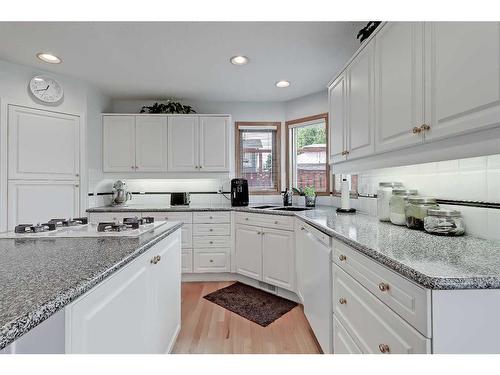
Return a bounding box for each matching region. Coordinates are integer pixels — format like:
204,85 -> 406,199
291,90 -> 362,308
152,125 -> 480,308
209,228 -> 213,232
150,255 -> 161,264
300,227 -> 305,231
379,344 -> 390,353
412,126 -> 422,134
338,254 -> 347,261
209,241 -> 213,244
274,220 -> 279,224
131,166 -> 135,169
421,124 -> 431,132
339,298 -> 347,305
245,217 -> 249,221
378,282 -> 390,292
209,259 -> 214,263
345,150 -> 349,155
199,166 -> 202,169
209,216 -> 213,219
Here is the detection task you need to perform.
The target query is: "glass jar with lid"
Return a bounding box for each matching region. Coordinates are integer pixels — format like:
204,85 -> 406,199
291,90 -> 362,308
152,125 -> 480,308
404,196 -> 439,230
424,208 -> 465,236
377,182 -> 404,221
389,189 -> 418,225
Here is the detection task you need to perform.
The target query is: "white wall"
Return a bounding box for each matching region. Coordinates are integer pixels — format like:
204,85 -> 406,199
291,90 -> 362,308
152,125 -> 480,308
284,90 -> 328,121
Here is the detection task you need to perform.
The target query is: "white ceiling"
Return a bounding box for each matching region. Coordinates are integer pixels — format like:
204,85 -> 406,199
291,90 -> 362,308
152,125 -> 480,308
0,22 -> 364,102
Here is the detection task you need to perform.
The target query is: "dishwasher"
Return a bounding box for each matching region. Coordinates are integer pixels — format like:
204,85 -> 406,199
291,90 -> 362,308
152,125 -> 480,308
300,223 -> 332,354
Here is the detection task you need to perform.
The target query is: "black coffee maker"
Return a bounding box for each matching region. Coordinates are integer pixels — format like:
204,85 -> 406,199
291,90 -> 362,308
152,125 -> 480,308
231,178 -> 249,207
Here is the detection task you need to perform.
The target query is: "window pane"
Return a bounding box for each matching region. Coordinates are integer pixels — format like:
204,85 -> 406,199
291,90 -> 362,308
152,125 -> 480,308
239,129 -> 278,191
292,122 -> 328,193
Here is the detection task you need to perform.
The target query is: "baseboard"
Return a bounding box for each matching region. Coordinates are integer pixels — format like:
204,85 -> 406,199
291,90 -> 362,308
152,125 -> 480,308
167,323 -> 181,354
181,272 -> 300,303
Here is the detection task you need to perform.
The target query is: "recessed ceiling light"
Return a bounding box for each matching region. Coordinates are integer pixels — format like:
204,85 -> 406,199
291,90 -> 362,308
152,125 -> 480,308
36,53 -> 62,64
230,55 -> 249,65
275,80 -> 290,88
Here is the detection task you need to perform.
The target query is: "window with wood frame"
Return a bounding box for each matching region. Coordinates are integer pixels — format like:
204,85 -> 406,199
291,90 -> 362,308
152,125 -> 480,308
286,114 -> 330,195
235,122 -> 281,194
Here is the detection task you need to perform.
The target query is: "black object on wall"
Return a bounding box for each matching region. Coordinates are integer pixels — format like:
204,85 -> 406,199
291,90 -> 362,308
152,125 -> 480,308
357,22 -> 382,43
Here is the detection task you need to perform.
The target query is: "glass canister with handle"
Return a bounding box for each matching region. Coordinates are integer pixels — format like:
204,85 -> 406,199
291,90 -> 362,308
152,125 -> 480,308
389,189 -> 418,225
405,196 -> 439,230
424,208 -> 465,236
377,182 -> 404,221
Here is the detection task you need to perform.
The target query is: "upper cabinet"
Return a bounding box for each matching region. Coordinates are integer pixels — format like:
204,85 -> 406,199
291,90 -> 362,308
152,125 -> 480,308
424,22 -> 500,141
328,22 -> 500,168
374,22 -> 424,153
103,114 -> 231,174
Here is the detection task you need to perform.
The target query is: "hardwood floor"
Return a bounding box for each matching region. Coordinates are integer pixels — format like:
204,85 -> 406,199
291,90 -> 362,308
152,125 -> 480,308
172,281 -> 322,354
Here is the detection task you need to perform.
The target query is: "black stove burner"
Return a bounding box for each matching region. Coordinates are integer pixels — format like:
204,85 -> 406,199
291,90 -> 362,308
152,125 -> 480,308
15,223 -> 57,234
97,222 -> 129,232
48,217 -> 88,227
123,217 -> 154,226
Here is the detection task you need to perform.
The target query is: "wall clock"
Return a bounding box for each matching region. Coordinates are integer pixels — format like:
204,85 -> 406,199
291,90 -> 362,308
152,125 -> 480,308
29,75 -> 64,103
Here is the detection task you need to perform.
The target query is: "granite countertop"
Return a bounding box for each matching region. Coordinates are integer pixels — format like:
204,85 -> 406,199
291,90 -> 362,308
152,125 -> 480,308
88,204 -> 500,290
0,221 -> 182,350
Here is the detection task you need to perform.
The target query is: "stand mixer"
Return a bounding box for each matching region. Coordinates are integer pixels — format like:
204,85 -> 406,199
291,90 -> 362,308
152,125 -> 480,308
111,180 -> 132,206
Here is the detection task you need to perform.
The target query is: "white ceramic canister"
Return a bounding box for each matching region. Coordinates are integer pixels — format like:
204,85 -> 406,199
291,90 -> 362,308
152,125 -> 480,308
377,182 -> 403,221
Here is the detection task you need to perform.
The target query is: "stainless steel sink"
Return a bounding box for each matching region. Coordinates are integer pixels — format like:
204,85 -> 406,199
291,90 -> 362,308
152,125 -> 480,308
271,206 -> 311,212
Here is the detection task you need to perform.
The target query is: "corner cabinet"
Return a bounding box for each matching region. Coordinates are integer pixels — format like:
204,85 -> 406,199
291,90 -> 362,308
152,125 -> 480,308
103,114 -> 231,174
327,21 -> 500,170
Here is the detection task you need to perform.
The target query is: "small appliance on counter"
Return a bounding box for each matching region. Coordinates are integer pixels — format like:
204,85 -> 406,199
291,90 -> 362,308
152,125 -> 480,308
231,178 -> 248,206
112,180 -> 132,206
170,192 -> 190,206
283,188 -> 293,206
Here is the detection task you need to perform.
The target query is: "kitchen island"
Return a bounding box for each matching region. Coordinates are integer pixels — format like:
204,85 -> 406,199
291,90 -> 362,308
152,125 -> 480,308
0,221 -> 182,353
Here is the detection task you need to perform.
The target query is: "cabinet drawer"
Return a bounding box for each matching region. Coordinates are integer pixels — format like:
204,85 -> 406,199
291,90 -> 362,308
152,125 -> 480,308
181,224 -> 193,248
333,315 -> 362,354
143,212 -> 193,224
194,248 -> 230,273
193,211 -> 230,223
181,249 -> 193,273
333,265 -> 430,354
193,223 -> 231,236
332,238 -> 430,336
299,221 -> 330,246
193,235 -> 231,248
235,212 -> 294,231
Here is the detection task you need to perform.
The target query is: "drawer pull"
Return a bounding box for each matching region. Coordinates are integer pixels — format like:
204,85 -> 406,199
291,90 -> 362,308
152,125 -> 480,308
164,217 -> 168,220
209,216 -> 213,219
245,217 -> 249,221
378,282 -> 390,292
338,254 -> 347,261
209,228 -> 213,232
301,227 -> 305,231
209,259 -> 214,263
378,344 -> 390,353
339,298 -> 347,305
274,220 -> 279,224
209,241 -> 213,244
150,255 -> 161,265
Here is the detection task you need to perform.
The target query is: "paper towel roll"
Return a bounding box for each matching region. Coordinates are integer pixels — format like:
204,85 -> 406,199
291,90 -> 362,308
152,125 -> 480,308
341,178 -> 350,209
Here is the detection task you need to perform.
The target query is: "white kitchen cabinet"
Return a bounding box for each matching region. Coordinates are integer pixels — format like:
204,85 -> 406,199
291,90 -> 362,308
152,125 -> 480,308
333,264 -> 430,354
8,180 -> 79,229
66,231 -> 181,354
295,222 -> 305,303
194,248 -> 230,273
135,116 -> 168,172
102,115 -> 136,173
8,105 -> 80,181
262,227 -> 295,291
235,224 -> 262,280
374,22 -> 425,153
328,72 -> 347,164
333,315 -> 362,354
347,43 -> 375,159
199,116 -> 230,171
167,116 -> 199,172
424,22 -> 500,141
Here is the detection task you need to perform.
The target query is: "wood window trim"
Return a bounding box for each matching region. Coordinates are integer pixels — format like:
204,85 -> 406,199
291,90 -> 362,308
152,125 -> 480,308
235,121 -> 282,195
285,113 -> 330,196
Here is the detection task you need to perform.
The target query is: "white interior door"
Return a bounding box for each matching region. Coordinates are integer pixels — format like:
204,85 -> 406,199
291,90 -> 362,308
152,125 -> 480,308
135,116 -> 168,172
8,180 -> 79,229
102,115 -> 136,172
347,43 -> 375,159
262,228 -> 294,291
167,116 -> 199,172
8,105 -> 80,180
374,22 -> 424,153
199,116 -> 230,172
235,224 -> 262,280
425,22 -> 500,141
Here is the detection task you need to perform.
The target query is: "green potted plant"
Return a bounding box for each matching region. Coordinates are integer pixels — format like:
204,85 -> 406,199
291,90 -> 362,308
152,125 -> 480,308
292,186 -> 317,207
140,99 -> 196,114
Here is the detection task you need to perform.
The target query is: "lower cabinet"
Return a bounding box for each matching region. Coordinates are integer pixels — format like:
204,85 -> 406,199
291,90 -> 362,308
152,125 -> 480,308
194,248 -> 230,273
66,231 -> 181,354
333,264 -> 430,354
333,315 -> 362,354
181,249 -> 193,273
234,222 -> 295,291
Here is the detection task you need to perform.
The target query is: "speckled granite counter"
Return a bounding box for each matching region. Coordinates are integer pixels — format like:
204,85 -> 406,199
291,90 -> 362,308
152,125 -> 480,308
0,221 -> 182,350
88,204 -> 500,290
